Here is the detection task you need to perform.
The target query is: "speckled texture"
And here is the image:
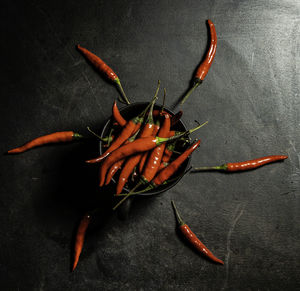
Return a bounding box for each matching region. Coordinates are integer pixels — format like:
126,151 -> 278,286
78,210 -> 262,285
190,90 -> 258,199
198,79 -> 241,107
0,0 -> 299,290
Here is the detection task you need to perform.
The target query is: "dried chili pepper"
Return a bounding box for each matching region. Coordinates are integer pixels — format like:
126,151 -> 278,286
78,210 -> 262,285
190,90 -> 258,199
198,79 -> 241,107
72,213 -> 91,271
112,100 -> 127,127
171,201 -> 224,265
181,20 -> 217,104
113,139 -> 203,209
192,155 -> 288,172
7,131 -> 83,154
76,44 -> 130,105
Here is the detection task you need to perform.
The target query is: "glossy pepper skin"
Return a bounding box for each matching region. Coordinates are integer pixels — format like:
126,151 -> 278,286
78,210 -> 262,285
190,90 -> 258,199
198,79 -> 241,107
171,201 -> 224,265
141,114 -> 171,183
7,131 -> 82,154
194,20 -> 217,82
180,19 -> 217,104
192,155 -> 288,172
112,101 -> 127,127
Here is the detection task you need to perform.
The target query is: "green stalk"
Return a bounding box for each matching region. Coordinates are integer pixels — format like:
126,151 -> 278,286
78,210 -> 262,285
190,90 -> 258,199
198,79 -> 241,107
192,164 -> 228,171
114,78 -> 130,105
171,200 -> 185,226
180,81 -> 201,105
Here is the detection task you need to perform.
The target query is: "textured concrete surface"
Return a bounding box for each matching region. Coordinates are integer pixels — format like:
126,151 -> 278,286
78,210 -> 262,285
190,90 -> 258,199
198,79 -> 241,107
0,0 -> 299,290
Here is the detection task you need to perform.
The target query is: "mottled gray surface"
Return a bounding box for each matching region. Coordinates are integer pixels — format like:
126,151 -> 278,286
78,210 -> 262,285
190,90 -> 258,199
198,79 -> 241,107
0,0 -> 299,290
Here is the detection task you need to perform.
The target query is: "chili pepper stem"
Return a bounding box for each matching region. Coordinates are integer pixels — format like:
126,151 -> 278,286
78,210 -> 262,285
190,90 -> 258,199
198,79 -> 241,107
192,164 -> 227,171
171,200 -> 185,226
73,133 -> 84,139
157,121 -> 208,145
114,78 -> 130,105
113,181 -> 143,211
87,126 -> 105,141
180,81 -> 201,105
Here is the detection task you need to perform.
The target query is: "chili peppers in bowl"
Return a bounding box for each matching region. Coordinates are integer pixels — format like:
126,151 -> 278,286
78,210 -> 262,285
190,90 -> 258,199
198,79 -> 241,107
99,102 -> 192,196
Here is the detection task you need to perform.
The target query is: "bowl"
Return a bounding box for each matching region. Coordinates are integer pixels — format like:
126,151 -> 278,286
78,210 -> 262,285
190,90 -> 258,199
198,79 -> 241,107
99,102 -> 191,197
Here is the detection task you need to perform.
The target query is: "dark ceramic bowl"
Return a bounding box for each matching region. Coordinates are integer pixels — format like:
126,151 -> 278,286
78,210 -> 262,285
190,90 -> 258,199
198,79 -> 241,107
99,102 -> 191,195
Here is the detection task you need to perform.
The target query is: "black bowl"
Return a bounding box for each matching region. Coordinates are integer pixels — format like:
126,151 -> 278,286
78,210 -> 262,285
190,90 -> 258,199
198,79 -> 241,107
99,102 -> 191,196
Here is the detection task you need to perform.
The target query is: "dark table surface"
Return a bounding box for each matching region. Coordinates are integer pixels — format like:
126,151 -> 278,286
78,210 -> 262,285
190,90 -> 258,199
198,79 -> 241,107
1,0 -> 299,290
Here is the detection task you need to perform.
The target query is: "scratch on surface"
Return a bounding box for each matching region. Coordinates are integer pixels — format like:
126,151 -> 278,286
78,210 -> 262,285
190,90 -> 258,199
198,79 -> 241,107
222,204 -> 245,290
251,52 -> 254,69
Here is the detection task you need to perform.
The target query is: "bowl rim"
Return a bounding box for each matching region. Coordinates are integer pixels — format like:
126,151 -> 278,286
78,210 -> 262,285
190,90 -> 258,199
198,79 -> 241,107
99,102 -> 191,196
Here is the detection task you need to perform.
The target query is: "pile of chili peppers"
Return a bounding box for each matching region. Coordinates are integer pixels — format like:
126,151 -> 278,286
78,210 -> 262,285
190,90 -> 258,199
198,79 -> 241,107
7,19 -> 288,271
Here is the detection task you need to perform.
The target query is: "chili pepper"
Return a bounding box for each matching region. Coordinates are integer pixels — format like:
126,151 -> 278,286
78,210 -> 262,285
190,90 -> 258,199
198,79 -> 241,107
181,20 -> 217,104
72,213 -> 91,271
112,138 -> 203,210
115,95 -> 157,194
112,101 -> 127,127
171,201 -> 224,265
76,44 -> 130,105
105,159 -> 125,185
139,120 -> 160,173
7,131 -> 83,154
192,155 -> 288,172
86,87 -> 160,164
139,114 -> 171,186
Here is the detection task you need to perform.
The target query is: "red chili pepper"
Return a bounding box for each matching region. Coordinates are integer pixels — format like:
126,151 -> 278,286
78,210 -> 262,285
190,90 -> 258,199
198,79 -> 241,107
112,101 -> 127,127
139,120 -> 160,173
171,201 -> 224,265
152,140 -> 201,186
112,138 -> 204,210
181,20 -> 217,104
141,114 -> 171,184
72,214 -> 91,271
170,111 -> 183,127
76,44 -> 130,105
192,155 -> 288,172
7,131 -> 83,154
105,159 -> 125,185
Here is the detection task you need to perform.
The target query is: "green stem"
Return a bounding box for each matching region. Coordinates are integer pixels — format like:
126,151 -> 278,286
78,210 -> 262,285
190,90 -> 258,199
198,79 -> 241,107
115,78 -> 130,105
138,80 -> 160,119
156,121 -> 208,145
180,81 -> 201,105
192,164 -> 228,171
171,200 -> 185,226
87,126 -> 107,141
72,133 -> 84,139
113,181 -> 143,211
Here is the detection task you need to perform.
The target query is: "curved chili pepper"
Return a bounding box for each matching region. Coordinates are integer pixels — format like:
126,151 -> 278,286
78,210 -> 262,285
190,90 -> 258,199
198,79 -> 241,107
112,101 -> 127,127
116,96 -> 157,194
140,114 -> 171,184
105,159 -> 125,185
7,131 -> 83,154
112,138 -> 203,210
170,111 -> 183,127
171,201 -> 224,265
192,155 -> 288,172
72,213 -> 91,271
181,20 -> 217,104
76,44 -> 130,105
139,120 -> 160,173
